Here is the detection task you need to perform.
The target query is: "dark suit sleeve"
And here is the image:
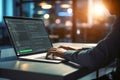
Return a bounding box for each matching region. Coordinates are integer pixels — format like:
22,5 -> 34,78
64,29 -> 120,69
64,17 -> 120,70
64,40 -> 115,69
64,42 -> 109,69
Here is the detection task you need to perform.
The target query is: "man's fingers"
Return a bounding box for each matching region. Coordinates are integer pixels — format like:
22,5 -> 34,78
52,53 -> 55,59
46,52 -> 50,59
46,48 -> 57,59
59,46 -> 69,50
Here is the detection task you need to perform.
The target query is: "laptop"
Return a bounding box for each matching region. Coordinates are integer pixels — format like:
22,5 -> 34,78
3,16 -> 63,63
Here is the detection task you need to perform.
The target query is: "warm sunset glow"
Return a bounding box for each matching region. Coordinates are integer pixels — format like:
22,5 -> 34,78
88,0 -> 109,25
93,4 -> 106,17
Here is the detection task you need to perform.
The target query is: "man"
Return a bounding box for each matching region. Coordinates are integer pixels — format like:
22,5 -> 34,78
46,0 -> 120,79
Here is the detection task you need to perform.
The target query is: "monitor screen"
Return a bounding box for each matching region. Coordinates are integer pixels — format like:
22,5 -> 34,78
4,17 -> 52,55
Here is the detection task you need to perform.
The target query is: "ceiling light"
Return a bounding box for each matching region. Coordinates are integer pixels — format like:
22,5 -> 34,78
60,4 -> 71,8
41,4 -> 52,9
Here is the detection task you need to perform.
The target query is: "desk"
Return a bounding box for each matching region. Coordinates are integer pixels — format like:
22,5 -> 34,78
0,43 -> 114,80
0,60 -> 96,80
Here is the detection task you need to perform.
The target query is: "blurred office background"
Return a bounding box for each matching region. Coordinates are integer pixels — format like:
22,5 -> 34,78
0,0 -> 115,47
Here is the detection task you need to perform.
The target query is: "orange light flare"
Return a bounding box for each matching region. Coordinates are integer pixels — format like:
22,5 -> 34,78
92,3 -> 109,20
90,2 -> 113,27
88,0 -> 111,26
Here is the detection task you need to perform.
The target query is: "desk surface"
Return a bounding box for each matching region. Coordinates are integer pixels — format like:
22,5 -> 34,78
0,60 -> 83,80
0,43 -> 97,80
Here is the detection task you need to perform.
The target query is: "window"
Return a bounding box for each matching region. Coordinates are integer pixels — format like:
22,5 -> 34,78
0,0 -> 13,23
0,0 -> 3,23
5,0 -> 13,16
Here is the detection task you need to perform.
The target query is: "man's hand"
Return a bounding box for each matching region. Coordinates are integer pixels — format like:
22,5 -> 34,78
59,45 -> 82,50
46,48 -> 67,59
46,45 -> 81,59
59,46 -> 77,50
